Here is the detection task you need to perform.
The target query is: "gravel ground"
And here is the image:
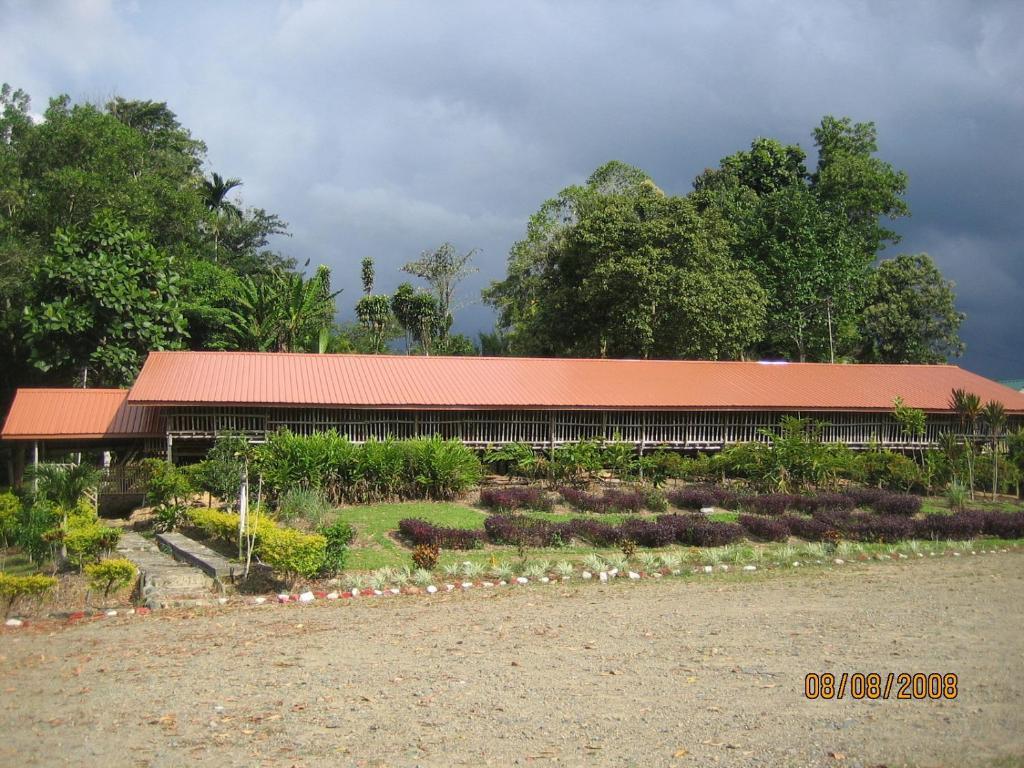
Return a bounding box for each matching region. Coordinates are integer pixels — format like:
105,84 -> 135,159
1,554 -> 1022,768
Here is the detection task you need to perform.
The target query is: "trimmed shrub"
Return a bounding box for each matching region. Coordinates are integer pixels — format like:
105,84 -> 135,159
667,485 -> 739,511
849,514 -> 913,543
479,486 -> 553,512
980,511 -> 1024,539
63,512 -> 120,569
738,514 -> 789,542
186,507 -> 326,583
871,493 -> 922,517
562,518 -> 620,547
843,487 -> 921,516
603,488 -> 646,512
84,558 -> 137,598
557,487 -> 610,514
484,514 -> 562,547
817,492 -> 856,512
0,573 -> 57,616
258,526 -> 327,584
186,507 -> 244,543
843,486 -> 889,509
743,494 -> 800,516
657,514 -> 745,547
617,519 -> 676,548
318,519 -> 355,575
913,511 -> 984,540
397,518 -> 484,550
781,514 -> 834,541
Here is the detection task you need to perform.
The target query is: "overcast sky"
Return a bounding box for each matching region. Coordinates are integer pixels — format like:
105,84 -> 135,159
3,0 -> 1022,377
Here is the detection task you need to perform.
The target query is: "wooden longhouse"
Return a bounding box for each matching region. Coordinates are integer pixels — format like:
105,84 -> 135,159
4,352 -> 1024,475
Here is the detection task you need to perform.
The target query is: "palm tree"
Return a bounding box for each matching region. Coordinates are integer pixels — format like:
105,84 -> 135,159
981,400 -> 1007,499
224,267 -> 341,353
949,389 -> 982,500
202,172 -> 243,255
25,462 -> 102,563
27,462 -> 102,514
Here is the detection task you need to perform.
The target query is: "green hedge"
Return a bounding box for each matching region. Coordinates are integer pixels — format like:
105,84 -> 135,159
254,432 -> 481,503
186,508 -> 329,584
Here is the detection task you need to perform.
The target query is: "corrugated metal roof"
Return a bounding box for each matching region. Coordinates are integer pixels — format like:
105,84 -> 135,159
126,351 -> 1024,413
1,389 -> 162,440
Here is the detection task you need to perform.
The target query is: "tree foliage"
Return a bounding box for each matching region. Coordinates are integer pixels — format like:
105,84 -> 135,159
489,118 -> 962,365
859,253 -> 964,363
486,161 -> 765,358
0,84 -> 331,406
23,214 -> 186,385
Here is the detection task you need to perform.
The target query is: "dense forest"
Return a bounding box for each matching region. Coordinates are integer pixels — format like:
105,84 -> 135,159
0,85 -> 965,411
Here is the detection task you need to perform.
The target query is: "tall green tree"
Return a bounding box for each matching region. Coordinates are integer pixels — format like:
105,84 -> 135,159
859,253 -> 964,363
488,164 -> 766,358
23,214 -> 186,385
691,116 -> 915,362
391,282 -> 441,354
811,116 -> 909,254
403,242 -> 478,343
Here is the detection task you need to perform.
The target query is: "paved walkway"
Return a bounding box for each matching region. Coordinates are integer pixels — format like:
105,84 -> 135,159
116,531 -> 216,608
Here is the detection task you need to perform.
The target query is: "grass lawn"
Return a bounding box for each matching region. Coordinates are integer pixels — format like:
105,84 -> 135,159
331,502 -> 488,571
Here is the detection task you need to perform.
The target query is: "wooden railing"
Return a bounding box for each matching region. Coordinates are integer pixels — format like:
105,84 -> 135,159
158,405 -> 994,451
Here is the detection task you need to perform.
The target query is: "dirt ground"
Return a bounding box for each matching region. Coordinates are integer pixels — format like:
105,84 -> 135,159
1,555 -> 1022,768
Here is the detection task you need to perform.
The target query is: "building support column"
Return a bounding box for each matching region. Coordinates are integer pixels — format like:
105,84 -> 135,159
32,440 -> 39,492
166,434 -> 174,463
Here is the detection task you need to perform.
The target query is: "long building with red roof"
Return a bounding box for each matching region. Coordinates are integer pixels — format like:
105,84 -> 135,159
4,352 -> 1024,467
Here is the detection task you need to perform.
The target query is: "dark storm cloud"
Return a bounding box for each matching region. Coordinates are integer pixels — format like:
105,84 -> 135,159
2,0 -> 1021,375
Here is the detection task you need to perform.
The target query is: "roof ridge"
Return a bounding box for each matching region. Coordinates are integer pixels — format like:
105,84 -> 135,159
144,350 -> 963,369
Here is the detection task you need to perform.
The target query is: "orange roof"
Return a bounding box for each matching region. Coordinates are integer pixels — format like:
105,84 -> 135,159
126,351 -> 1024,413
1,389 -> 162,440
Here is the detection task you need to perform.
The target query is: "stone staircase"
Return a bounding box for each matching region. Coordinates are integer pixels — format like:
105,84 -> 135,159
116,531 -> 219,609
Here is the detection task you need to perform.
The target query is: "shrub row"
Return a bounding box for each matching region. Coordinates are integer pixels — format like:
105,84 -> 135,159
480,513 -> 745,549
842,487 -> 922,516
666,486 -> 921,517
397,518 -> 486,550
484,514 -> 567,547
478,486 -> 553,512
667,485 -> 741,511
558,486 -> 647,513
752,509 -> 1024,543
0,573 -> 57,616
186,508 -> 331,582
255,431 -> 482,504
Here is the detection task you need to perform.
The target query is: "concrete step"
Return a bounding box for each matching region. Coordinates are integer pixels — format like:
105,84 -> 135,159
155,532 -> 240,582
113,530 -> 219,609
